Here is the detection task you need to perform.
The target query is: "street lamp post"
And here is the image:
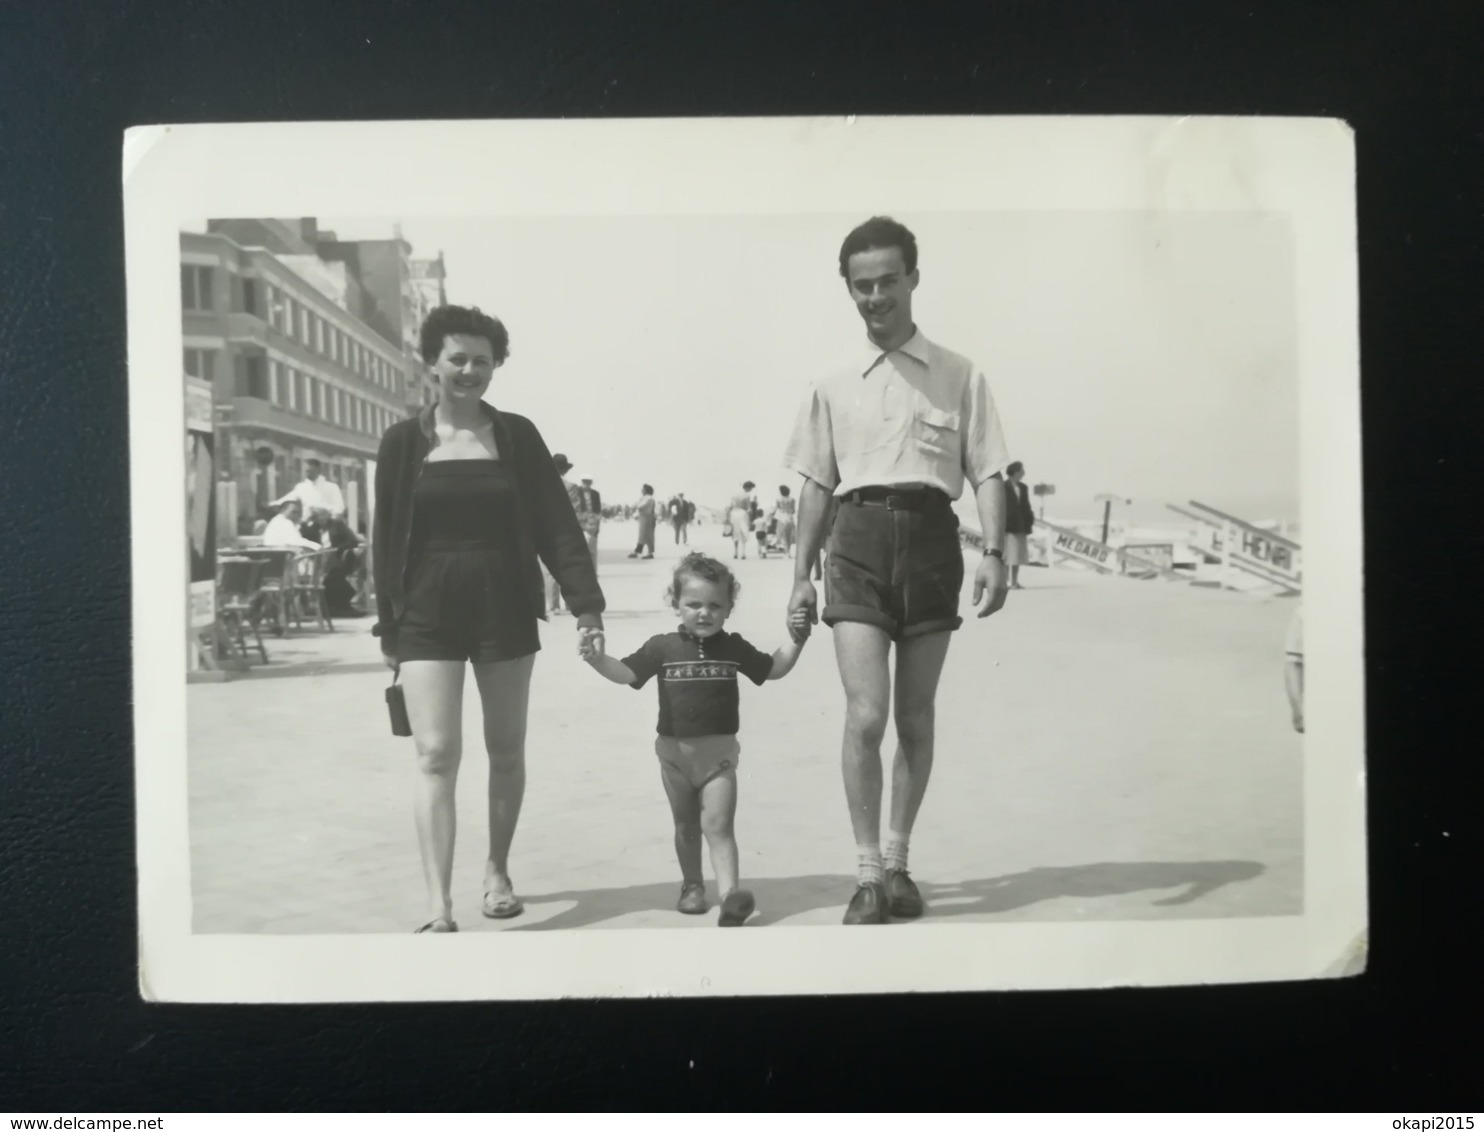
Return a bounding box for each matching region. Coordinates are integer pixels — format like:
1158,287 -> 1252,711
1095,492 -> 1131,546
1032,482 -> 1055,520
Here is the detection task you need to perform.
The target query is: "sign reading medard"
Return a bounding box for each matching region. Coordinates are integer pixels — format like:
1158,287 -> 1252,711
1054,530 -> 1115,572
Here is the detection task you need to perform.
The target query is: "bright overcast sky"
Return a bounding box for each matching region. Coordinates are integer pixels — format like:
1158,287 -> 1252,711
308,211 -> 1297,525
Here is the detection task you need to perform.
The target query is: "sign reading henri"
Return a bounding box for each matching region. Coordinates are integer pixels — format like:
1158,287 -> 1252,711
1183,501 -> 1302,592
185,375 -> 217,631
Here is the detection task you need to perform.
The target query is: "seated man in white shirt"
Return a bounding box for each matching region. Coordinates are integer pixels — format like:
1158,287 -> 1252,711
261,500 -> 321,551
276,459 -> 346,520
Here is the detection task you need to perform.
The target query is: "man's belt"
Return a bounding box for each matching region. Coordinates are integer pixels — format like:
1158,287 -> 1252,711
840,486 -> 950,511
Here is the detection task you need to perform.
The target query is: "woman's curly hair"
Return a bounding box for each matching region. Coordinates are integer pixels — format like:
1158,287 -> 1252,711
665,552 -> 741,609
418,305 -> 510,366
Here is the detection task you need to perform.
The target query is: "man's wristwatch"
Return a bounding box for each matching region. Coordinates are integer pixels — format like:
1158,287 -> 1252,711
983,547 -> 1005,562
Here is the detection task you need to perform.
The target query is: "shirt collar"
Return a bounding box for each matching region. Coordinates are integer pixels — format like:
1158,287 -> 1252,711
860,327 -> 931,375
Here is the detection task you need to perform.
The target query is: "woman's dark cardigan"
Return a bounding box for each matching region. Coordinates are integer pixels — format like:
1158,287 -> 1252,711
372,402 -> 605,648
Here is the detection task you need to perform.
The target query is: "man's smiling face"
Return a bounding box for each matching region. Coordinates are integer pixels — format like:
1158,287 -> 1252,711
845,246 -> 918,345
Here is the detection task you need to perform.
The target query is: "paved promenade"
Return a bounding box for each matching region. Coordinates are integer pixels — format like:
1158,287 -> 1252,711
187,519 -> 1303,934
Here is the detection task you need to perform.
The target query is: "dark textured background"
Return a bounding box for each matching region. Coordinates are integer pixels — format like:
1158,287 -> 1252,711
1,0 -> 1479,1111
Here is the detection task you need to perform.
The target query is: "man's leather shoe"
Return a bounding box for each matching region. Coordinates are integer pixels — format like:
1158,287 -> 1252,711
885,869 -> 924,919
842,882 -> 888,925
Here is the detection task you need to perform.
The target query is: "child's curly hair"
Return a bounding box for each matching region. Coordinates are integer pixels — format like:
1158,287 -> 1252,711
666,552 -> 742,609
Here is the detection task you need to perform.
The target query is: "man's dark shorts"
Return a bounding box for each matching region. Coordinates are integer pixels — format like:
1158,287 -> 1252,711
823,491 -> 965,640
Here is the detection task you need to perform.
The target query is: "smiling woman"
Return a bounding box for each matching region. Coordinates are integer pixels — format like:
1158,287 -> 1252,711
371,304 -> 605,934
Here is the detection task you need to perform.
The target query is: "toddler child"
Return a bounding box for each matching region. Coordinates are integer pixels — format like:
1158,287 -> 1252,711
579,552 -> 810,926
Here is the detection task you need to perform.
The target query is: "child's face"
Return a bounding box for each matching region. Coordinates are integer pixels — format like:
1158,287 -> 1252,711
674,575 -> 731,638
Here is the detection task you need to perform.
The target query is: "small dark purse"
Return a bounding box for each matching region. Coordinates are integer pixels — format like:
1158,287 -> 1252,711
386,668 -> 412,737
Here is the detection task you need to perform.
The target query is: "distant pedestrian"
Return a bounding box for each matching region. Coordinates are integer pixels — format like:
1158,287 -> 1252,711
669,493 -> 692,544
1284,605 -> 1304,733
1003,462 -> 1036,589
628,484 -> 657,559
373,305 -> 605,933
576,477 -> 603,565
543,453 -> 584,614
578,552 -> 811,926
773,484 -> 797,557
727,481 -> 756,559
752,509 -> 772,556
809,495 -> 838,581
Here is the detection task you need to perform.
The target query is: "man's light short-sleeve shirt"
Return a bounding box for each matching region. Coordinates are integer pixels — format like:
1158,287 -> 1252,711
782,329 -> 1010,501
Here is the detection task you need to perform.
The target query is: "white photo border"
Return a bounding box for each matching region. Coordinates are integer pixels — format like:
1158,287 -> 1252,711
126,116 -> 1365,1001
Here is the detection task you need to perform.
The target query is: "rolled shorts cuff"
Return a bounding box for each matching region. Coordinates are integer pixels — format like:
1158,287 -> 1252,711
900,615 -> 963,639
821,602 -> 899,637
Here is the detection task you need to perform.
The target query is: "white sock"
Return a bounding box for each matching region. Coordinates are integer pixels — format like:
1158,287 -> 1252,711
856,846 -> 884,887
884,831 -> 910,873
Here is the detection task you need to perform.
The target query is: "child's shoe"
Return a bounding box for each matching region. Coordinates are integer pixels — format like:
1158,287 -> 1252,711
677,883 -> 709,914
718,888 -> 755,927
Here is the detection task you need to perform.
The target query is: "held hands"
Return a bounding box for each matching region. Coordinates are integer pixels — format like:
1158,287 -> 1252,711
787,605 -> 813,642
786,579 -> 818,644
972,553 -> 1009,618
577,627 -> 606,663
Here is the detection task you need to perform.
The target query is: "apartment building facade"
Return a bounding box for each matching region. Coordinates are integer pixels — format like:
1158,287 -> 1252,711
181,228 -> 415,534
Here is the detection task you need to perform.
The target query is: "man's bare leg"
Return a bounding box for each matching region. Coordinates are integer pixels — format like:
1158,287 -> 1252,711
833,620 -> 894,923
884,630 -> 954,917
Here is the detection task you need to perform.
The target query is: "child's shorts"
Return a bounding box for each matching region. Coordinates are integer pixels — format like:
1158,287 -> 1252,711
655,734 -> 741,790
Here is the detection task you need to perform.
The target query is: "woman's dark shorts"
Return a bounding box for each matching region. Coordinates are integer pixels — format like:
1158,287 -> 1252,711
396,541 -> 541,664
823,493 -> 965,640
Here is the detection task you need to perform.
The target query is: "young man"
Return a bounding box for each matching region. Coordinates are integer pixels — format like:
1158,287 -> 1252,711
784,216 -> 1012,925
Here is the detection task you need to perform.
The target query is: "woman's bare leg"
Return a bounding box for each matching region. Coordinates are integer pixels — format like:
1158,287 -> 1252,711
471,654 -> 536,901
401,660 -> 467,925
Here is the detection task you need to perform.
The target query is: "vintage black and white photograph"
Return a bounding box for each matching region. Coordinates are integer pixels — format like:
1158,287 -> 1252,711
127,117 -> 1366,1001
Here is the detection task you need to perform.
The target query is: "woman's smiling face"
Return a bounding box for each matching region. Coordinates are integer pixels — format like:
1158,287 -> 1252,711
432,333 -> 497,403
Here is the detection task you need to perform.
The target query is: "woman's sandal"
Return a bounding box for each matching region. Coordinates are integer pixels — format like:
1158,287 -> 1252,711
482,888 -> 524,920
414,918 -> 458,933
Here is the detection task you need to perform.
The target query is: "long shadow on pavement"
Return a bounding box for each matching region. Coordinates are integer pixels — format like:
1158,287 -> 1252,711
509,873 -> 857,931
921,859 -> 1266,918
508,859 -> 1263,930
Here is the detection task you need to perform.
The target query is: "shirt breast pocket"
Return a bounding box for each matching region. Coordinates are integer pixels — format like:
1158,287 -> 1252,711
912,406 -> 961,461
